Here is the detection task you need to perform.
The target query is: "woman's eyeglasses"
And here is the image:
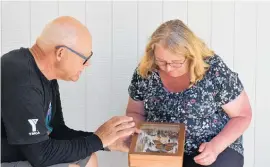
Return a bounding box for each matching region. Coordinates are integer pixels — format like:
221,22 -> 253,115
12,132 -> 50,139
155,57 -> 186,68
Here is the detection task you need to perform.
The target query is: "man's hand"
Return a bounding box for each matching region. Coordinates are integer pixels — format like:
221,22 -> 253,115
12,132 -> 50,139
94,116 -> 137,148
107,138 -> 130,152
108,128 -> 141,152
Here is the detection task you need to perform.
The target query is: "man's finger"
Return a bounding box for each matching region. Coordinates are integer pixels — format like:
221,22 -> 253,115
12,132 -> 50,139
134,128 -> 142,134
116,128 -> 136,138
116,122 -> 135,131
112,116 -> 134,126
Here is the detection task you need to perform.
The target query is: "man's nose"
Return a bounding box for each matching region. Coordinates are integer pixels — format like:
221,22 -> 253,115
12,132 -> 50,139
84,60 -> 90,67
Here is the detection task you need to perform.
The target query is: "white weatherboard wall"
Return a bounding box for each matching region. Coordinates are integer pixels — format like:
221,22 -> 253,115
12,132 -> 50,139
1,1 -> 270,167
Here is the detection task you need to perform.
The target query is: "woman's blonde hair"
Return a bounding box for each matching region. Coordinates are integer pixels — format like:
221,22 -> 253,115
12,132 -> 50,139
138,19 -> 215,85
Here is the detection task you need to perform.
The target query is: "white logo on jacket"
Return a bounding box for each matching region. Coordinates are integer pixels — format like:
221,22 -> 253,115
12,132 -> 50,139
28,119 -> 40,135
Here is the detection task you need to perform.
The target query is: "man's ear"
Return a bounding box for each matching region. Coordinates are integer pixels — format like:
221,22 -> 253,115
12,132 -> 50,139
55,47 -> 65,62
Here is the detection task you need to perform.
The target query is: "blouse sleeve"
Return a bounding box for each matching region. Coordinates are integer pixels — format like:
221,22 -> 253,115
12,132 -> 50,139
128,68 -> 147,101
211,56 -> 244,106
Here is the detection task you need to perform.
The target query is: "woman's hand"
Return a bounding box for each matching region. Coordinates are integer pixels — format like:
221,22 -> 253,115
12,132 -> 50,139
193,142 -> 220,166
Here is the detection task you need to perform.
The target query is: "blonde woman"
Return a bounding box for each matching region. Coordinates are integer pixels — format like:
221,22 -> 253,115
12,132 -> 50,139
126,19 -> 252,167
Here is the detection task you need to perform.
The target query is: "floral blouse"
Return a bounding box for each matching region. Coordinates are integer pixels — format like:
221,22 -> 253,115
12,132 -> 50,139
128,54 -> 244,156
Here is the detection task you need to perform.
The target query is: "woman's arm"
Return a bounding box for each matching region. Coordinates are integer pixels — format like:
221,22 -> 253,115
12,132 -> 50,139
194,90 -> 252,165
210,90 -> 252,154
112,97 -> 145,151
126,97 -> 145,126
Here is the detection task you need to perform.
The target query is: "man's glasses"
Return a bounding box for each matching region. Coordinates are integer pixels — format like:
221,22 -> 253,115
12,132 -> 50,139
55,45 -> 93,65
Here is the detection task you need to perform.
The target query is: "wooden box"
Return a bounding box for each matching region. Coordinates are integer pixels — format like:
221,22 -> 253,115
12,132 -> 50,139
128,122 -> 186,167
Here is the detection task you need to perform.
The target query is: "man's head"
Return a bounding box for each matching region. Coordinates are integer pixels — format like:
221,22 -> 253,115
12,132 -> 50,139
35,16 -> 92,81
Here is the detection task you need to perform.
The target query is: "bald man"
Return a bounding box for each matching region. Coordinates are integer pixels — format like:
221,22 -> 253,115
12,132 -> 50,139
1,16 -> 137,167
